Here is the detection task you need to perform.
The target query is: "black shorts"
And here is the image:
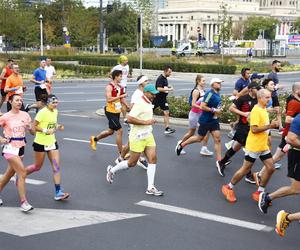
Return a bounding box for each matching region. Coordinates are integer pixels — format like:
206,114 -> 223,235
287,149 -> 300,181
2,146 -> 25,157
278,137 -> 287,150
1,89 -> 6,97
232,125 -> 249,146
105,108 -> 122,131
33,142 -> 59,152
272,95 -> 280,107
153,98 -> 169,111
34,87 -> 48,102
198,122 -> 220,136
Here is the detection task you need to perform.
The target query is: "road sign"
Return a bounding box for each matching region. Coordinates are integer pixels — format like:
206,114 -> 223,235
197,27 -> 201,33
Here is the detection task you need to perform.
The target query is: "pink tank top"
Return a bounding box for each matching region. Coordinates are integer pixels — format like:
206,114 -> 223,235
190,88 -> 205,113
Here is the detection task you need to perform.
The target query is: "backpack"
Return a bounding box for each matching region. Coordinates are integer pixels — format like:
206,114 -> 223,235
188,88 -> 200,106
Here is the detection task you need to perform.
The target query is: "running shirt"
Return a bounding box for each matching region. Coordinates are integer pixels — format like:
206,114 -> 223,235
282,95 -> 300,137
267,71 -> 279,97
5,74 -> 24,98
190,88 -> 205,113
0,111 -> 31,148
199,89 -> 222,124
34,107 -> 58,146
33,67 -> 47,86
128,95 -> 153,141
105,83 -> 125,114
45,65 -> 56,80
234,77 -> 250,92
111,64 -> 129,88
155,74 -> 169,100
130,89 -> 143,104
290,114 -> 300,138
245,105 -> 270,152
234,94 -> 257,125
1,66 -> 13,90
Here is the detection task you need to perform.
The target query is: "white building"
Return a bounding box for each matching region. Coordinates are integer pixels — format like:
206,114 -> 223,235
156,0 -> 300,45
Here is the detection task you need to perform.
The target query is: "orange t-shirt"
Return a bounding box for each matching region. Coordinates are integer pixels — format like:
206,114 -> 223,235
5,74 -> 24,98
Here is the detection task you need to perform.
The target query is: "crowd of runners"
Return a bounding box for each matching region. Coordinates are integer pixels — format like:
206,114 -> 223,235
0,56 -> 299,238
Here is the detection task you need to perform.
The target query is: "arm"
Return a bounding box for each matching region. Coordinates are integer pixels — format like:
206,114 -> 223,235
105,85 -> 126,103
251,120 -> 278,134
156,86 -> 173,93
127,115 -> 155,126
191,89 -> 201,109
229,103 -> 249,117
34,120 -> 55,135
200,102 -> 221,114
4,78 -> 17,93
285,115 -> 293,124
0,68 -> 7,81
286,131 -> 300,148
121,98 -> 130,111
236,86 -> 249,99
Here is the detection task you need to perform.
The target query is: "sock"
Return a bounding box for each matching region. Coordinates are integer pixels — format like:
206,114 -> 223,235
257,186 -> 265,192
228,182 -> 234,189
111,160 -> 129,174
55,184 -> 61,193
220,148 -> 236,164
147,164 -> 156,190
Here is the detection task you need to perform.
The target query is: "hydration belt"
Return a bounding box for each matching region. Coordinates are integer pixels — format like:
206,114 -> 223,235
9,137 -> 26,143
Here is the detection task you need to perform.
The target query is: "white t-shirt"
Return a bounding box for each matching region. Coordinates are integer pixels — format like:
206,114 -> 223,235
45,65 -> 56,80
111,64 -> 129,88
130,89 -> 143,104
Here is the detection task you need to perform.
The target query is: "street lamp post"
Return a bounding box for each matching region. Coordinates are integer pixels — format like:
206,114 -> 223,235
39,14 -> 44,57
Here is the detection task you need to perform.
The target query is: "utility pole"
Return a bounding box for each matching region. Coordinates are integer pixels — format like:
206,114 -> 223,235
139,12 -> 143,74
99,0 -> 104,53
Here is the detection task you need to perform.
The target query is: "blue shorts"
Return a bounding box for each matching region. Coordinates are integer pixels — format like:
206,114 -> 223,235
198,122 -> 220,136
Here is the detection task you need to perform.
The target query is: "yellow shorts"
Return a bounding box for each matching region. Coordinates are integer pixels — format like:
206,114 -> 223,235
129,134 -> 156,153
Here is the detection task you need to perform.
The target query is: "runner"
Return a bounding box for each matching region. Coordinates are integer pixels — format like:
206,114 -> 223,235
0,59 -> 14,109
0,94 -> 34,212
106,84 -> 163,196
111,55 -> 130,124
25,94 -> 69,201
153,65 -> 176,134
258,113 -> 300,214
250,72 -> 264,84
45,57 -> 56,94
216,82 -> 261,180
275,210 -> 300,237
90,70 -> 130,156
176,78 -> 223,163
175,74 -> 213,156
4,64 -> 26,112
222,89 -> 278,203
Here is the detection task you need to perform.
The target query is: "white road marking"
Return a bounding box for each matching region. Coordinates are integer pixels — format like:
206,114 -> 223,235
23,98 -> 104,103
0,207 -> 146,237
0,174 -> 46,185
63,137 -> 117,147
136,200 -> 273,232
60,114 -> 89,118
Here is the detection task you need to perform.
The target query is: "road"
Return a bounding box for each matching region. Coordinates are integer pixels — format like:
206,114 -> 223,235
0,74 -> 299,250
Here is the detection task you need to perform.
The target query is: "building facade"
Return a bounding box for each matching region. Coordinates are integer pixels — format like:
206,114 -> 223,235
156,0 -> 300,45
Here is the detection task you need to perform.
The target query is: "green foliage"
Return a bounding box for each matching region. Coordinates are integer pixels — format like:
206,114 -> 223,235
243,16 -> 279,40
292,17 -> 300,34
218,3 -> 233,43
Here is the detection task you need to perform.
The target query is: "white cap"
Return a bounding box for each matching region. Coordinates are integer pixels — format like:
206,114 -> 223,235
137,76 -> 149,85
210,78 -> 223,85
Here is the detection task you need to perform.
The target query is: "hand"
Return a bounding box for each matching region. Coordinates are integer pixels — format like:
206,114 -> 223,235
121,93 -> 128,98
57,124 -> 64,131
215,109 -> 222,116
0,137 -> 9,144
270,120 -> 279,129
146,119 -> 156,125
168,86 -> 174,91
243,112 -> 250,118
46,128 -> 55,135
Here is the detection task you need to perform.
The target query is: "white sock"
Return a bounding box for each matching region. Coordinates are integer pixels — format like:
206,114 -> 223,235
147,164 -> 156,190
257,186 -> 265,192
228,182 -> 234,189
111,161 -> 129,174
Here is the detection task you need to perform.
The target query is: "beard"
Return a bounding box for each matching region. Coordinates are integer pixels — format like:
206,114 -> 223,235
275,67 -> 280,72
214,87 -> 221,92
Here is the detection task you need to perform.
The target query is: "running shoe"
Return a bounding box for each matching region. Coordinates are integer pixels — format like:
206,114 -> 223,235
24,104 -> 30,112
258,192 -> 271,214
175,142 -> 183,156
225,140 -> 234,150
115,157 -> 123,165
175,140 -> 186,155
252,190 -> 262,202
20,201 -> 34,212
200,147 -> 213,156
0,197 -> 3,206
106,165 -> 114,184
137,158 -> 148,170
221,184 -> 237,203
275,210 -> 290,237
244,173 -> 256,184
146,186 -> 164,196
165,127 -> 175,134
55,190 -> 70,201
216,161 -> 226,177
274,163 -> 282,169
90,136 -> 97,151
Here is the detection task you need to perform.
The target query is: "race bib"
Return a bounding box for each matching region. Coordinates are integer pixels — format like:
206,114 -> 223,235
15,87 -> 23,94
115,102 -> 122,110
136,129 -> 151,140
3,144 -> 19,155
40,83 -> 47,89
45,144 -> 56,151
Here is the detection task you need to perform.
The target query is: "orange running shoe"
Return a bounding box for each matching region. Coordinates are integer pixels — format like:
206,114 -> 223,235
275,210 -> 290,237
222,184 -> 237,203
90,136 -> 97,151
252,190 -> 262,202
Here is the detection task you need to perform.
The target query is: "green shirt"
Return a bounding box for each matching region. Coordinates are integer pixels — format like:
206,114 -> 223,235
34,107 -> 58,146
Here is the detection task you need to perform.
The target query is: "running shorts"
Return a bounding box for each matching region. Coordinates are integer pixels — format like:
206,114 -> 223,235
232,125 -> 249,146
287,148 -> 300,181
188,111 -> 201,129
129,134 -> 156,153
244,149 -> 272,163
2,146 -> 25,157
105,108 -> 122,131
1,89 -> 6,97
198,122 -> 220,136
33,142 -> 59,152
34,87 -> 48,102
153,98 -> 169,111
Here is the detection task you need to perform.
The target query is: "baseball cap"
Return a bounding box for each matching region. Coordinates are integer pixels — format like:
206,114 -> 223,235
248,81 -> 262,90
144,84 -> 159,94
210,78 -> 223,85
250,72 -> 264,80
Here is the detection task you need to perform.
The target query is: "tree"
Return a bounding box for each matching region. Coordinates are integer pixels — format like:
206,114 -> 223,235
132,0 -> 154,31
218,3 -> 232,45
292,17 -> 300,34
243,16 -> 279,40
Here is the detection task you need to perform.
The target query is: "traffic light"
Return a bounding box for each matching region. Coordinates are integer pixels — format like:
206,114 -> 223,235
107,4 -> 113,13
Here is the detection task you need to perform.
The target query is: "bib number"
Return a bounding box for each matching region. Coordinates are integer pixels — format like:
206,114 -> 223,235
45,144 -> 56,151
115,102 -> 122,110
3,144 -> 19,155
15,87 -> 23,94
40,83 -> 47,89
136,130 -> 151,140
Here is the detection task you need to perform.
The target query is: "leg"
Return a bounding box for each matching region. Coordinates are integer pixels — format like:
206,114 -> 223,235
202,133 -> 209,147
259,157 -> 275,188
230,159 -> 254,185
181,135 -> 204,147
181,128 -> 196,143
95,128 -> 114,141
270,179 -> 300,201
115,128 -> 123,154
0,164 -> 15,192
47,150 -> 61,185
211,130 -> 222,161
163,110 -> 170,128
27,151 -> 45,175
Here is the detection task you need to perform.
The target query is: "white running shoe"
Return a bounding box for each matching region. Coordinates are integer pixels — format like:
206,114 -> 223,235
146,186 -> 164,196
0,197 -> 3,206
106,165 -> 114,184
175,140 -> 186,155
115,157 -> 123,165
225,140 -> 234,150
200,147 -> 213,156
20,201 -> 34,212
274,163 -> 282,169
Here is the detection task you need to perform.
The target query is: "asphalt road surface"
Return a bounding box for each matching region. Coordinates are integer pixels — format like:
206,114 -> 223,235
0,74 -> 299,250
